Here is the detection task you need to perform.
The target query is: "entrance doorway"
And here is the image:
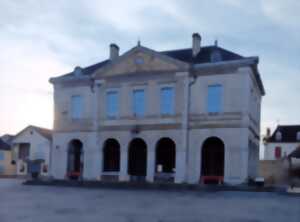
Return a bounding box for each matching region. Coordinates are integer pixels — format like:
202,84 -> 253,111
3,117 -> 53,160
67,139 -> 83,180
155,138 -> 176,182
201,137 -> 224,184
128,138 -> 147,181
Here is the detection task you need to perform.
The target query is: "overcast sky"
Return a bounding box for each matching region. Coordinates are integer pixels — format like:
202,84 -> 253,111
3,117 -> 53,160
0,0 -> 299,136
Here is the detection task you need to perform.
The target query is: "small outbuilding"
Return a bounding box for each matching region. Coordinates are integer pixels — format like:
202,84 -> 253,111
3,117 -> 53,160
11,125 -> 52,177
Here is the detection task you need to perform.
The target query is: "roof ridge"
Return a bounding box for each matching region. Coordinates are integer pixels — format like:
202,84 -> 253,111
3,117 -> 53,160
28,125 -> 52,131
160,46 -> 215,53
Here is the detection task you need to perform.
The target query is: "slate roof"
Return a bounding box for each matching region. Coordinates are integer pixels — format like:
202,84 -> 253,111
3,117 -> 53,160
289,146 -> 300,158
13,125 -> 52,141
0,138 -> 11,151
54,46 -> 244,79
0,134 -> 14,146
50,44 -> 265,94
161,46 -> 243,64
267,125 -> 300,143
31,126 -> 52,140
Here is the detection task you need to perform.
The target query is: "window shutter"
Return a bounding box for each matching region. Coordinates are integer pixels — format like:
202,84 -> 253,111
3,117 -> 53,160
106,91 -> 118,118
161,87 -> 174,115
275,147 -> 282,159
133,89 -> 145,116
207,85 -> 222,113
71,95 -> 82,119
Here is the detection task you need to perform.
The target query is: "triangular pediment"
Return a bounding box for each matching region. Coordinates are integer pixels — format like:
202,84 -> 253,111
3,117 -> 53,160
93,46 -> 189,78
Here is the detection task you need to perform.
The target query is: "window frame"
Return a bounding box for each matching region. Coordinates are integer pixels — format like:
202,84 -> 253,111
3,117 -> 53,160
160,85 -> 175,116
275,131 -> 282,141
106,89 -> 119,119
70,95 -> 83,119
207,84 -> 223,114
132,88 -> 146,117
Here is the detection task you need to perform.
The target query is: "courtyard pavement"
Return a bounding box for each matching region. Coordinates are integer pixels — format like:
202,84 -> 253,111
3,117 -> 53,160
0,179 -> 299,222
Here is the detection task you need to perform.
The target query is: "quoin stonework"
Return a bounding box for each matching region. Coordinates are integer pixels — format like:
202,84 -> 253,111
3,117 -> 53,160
49,33 -> 265,185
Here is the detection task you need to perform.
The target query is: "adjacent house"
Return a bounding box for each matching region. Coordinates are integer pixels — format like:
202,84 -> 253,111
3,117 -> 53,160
49,33 -> 265,185
0,138 -> 15,176
260,125 -> 300,185
264,125 -> 300,160
11,125 -> 52,176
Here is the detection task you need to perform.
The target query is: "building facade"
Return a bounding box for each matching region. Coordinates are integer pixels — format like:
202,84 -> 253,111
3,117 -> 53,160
264,125 -> 300,160
50,33 -> 265,185
11,125 -> 52,176
0,139 -> 15,176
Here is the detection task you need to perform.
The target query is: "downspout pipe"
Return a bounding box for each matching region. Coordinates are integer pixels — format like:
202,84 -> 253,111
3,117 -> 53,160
182,70 -> 197,182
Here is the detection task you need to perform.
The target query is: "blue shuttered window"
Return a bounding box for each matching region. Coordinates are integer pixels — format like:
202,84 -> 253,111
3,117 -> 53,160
106,91 -> 119,118
160,87 -> 174,115
0,151 -> 4,160
71,95 -> 82,119
133,89 -> 145,117
207,85 -> 222,113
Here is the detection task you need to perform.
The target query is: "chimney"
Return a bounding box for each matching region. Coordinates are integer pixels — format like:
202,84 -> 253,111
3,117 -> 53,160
192,33 -> 201,57
266,128 -> 271,137
110,43 -> 119,60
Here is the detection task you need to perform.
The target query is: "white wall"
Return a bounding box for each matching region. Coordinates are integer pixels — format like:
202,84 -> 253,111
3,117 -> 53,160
264,142 -> 300,160
12,127 -> 51,176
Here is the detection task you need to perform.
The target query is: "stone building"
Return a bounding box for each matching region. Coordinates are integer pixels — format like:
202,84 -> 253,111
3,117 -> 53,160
49,33 -> 265,185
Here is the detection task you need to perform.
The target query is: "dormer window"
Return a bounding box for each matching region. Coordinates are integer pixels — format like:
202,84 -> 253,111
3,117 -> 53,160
275,131 -> 282,141
297,132 -> 300,141
210,49 -> 222,63
74,66 -> 82,76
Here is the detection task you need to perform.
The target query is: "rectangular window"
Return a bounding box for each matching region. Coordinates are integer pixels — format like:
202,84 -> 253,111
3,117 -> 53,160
0,165 -> 4,173
71,95 -> 83,119
160,87 -> 174,115
33,144 -> 45,160
0,151 -> 4,161
133,89 -> 145,117
106,91 -> 119,118
207,85 -> 222,113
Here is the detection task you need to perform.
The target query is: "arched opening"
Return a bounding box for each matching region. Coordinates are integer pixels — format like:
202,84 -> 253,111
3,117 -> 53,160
128,138 -> 147,180
201,137 -> 224,184
67,139 -> 83,180
155,138 -> 176,182
103,139 -> 120,172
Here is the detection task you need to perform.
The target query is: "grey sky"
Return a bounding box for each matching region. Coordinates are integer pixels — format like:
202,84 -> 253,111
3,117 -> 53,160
0,0 -> 299,135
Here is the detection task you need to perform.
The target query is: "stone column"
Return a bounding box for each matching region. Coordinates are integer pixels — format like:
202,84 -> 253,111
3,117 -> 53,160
119,143 -> 129,182
175,150 -> 186,183
146,146 -> 155,183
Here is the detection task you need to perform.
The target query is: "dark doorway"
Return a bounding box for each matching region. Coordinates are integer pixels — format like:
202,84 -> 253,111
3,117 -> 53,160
155,138 -> 176,182
128,138 -> 147,179
155,138 -> 176,173
19,143 -> 30,160
201,137 -> 224,184
103,139 -> 120,172
67,139 -> 83,180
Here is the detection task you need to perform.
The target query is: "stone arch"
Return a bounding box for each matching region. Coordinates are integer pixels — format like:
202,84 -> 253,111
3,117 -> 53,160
102,138 -> 120,172
155,137 -> 176,182
201,137 -> 225,184
67,139 -> 83,180
128,138 -> 147,179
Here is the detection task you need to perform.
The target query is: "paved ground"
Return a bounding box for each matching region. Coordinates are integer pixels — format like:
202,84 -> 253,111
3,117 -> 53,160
0,179 -> 299,222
